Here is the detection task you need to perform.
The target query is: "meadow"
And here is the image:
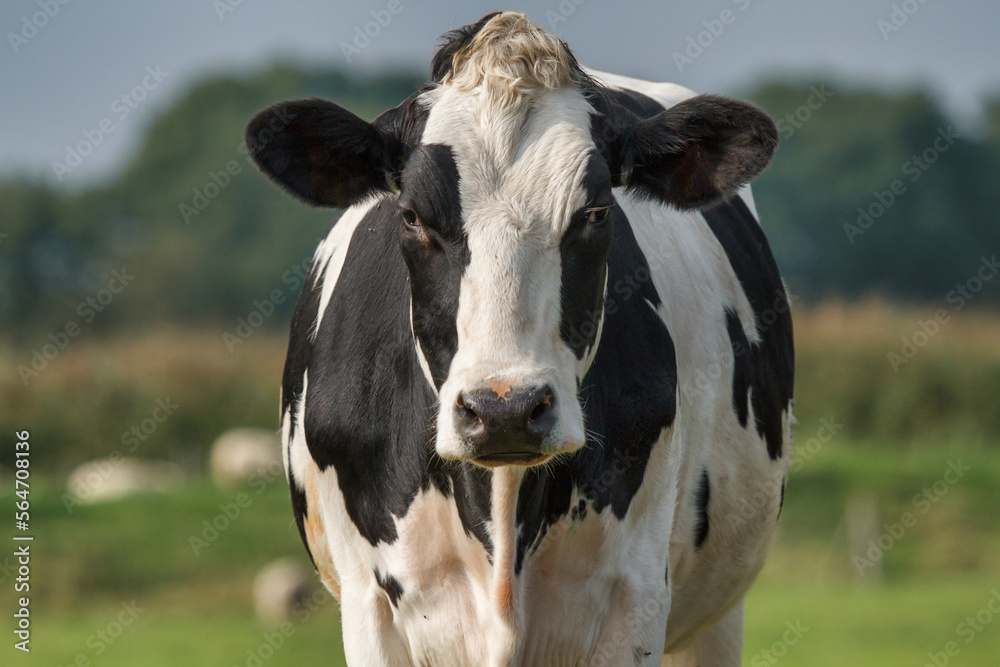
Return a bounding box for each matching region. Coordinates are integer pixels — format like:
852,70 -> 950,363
3,301 -> 999,665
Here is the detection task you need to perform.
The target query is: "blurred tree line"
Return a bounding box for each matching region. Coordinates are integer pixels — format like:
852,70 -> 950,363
2,66 -> 999,344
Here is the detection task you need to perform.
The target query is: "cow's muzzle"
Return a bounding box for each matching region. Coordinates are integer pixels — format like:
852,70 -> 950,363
455,384 -> 556,466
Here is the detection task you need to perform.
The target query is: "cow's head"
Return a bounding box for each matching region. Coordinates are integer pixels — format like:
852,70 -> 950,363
247,12 -> 777,467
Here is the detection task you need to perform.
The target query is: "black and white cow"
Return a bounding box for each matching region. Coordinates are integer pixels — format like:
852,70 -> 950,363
246,11 -> 793,667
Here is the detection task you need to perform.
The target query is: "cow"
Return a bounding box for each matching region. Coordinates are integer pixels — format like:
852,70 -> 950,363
246,11 -> 793,667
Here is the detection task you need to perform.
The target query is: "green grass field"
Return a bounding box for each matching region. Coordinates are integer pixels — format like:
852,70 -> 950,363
4,438 -> 999,665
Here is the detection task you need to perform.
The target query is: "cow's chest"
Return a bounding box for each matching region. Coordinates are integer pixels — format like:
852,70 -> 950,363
361,487 -> 671,667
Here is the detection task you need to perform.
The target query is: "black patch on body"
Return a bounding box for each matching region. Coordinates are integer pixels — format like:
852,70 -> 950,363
281,262 -> 323,568
702,197 -> 794,459
725,308 -> 751,428
281,263 -> 322,436
286,445 -> 315,570
778,478 -> 786,521
515,206 -> 678,572
375,569 -> 404,607
693,468 -> 711,550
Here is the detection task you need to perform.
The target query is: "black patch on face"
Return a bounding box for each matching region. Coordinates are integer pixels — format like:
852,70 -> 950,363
703,197 -> 794,460
299,203 -> 491,549
693,468 -> 711,550
398,144 -> 469,388
515,209 -> 678,572
375,569 -> 404,607
559,153 -> 614,359
725,308 -> 751,428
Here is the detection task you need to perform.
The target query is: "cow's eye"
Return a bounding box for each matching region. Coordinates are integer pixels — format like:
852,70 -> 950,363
586,206 -> 610,225
400,208 -> 420,228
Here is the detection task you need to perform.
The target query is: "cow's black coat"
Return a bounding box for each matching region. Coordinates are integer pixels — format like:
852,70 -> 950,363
704,197 -> 794,460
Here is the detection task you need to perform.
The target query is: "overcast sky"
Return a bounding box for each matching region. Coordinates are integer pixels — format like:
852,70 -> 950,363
2,0 -> 998,188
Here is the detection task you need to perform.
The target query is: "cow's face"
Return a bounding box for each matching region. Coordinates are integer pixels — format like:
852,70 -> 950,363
246,12 -> 777,467
395,84 -> 611,464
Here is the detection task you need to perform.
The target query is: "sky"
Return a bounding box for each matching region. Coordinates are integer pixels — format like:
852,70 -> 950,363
2,0 -> 998,188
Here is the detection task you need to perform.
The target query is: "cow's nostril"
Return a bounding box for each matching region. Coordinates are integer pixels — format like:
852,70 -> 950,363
528,394 -> 553,423
456,394 -> 483,425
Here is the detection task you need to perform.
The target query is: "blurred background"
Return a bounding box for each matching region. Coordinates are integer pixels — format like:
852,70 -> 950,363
2,1 -> 999,664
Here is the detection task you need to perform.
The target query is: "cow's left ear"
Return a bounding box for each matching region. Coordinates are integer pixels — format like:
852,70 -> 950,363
245,98 -> 407,208
621,95 -> 778,210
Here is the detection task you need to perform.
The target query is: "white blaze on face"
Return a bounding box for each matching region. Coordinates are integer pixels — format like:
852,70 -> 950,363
420,85 -> 598,460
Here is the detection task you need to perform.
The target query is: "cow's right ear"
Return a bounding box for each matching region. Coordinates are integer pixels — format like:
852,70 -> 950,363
245,98 -> 400,208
